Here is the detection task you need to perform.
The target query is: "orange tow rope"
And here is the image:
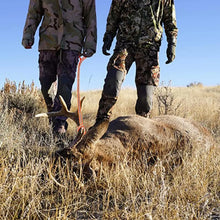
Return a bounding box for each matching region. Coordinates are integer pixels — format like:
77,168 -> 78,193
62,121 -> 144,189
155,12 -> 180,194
76,56 -> 86,134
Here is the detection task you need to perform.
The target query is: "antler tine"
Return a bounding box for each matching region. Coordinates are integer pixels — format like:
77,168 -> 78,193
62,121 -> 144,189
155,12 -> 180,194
35,95 -> 85,126
58,95 -> 68,112
80,96 -> 85,108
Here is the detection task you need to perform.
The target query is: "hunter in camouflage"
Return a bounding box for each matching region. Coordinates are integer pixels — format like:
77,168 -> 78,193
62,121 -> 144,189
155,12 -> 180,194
96,0 -> 178,123
22,0 -> 97,134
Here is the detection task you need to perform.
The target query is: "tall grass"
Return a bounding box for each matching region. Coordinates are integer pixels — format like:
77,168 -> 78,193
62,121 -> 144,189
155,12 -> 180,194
0,81 -> 219,219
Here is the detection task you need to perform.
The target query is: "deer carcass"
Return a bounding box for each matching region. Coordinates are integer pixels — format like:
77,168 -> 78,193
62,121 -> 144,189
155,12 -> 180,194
36,96 -> 215,173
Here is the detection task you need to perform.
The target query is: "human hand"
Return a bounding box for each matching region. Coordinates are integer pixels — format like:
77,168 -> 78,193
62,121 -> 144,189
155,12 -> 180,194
82,48 -> 94,57
22,38 -> 34,49
165,43 -> 176,64
102,33 -> 113,56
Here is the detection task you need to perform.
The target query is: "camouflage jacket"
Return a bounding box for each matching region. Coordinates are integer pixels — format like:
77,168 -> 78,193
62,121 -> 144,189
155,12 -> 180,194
22,0 -> 97,53
59,0 -> 97,52
104,0 -> 178,49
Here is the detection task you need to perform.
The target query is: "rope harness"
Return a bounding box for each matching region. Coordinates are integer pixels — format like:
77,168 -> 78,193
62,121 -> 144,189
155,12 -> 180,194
76,56 -> 86,134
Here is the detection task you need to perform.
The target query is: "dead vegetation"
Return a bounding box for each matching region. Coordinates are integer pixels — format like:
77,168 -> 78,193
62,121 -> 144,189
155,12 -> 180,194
0,80 -> 219,219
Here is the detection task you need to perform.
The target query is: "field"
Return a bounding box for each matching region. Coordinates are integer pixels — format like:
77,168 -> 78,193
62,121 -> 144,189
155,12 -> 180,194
0,81 -> 219,219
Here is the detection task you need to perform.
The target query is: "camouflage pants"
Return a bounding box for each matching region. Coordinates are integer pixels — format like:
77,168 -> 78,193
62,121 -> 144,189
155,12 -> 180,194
39,50 -> 79,127
96,44 -> 160,121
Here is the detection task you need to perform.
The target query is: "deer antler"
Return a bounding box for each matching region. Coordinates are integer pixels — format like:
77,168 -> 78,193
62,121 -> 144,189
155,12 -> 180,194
35,95 -> 85,126
36,95 -> 109,175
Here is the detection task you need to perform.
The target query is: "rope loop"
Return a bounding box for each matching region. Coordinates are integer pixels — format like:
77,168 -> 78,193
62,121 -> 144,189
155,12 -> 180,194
76,56 -> 87,134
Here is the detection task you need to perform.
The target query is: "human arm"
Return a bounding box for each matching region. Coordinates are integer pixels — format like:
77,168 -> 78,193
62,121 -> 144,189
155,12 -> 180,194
163,0 -> 178,64
22,0 -> 43,49
102,0 -> 122,55
82,0 -> 97,57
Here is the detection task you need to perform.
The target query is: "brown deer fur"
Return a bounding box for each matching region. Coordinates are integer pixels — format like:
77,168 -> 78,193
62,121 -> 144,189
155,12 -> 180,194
36,96 -> 215,174
73,115 -> 214,169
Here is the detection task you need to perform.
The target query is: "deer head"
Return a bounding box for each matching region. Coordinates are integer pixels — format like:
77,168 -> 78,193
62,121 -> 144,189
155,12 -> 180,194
36,95 -> 109,175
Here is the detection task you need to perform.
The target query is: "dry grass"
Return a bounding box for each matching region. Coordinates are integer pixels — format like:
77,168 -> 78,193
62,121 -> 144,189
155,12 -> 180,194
0,81 -> 219,219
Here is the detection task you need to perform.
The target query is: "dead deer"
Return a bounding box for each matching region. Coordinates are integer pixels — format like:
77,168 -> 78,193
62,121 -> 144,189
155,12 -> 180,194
36,96 -> 215,177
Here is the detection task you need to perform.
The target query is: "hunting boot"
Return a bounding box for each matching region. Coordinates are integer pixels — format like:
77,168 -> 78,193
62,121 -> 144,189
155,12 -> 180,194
95,93 -> 118,125
135,85 -> 154,118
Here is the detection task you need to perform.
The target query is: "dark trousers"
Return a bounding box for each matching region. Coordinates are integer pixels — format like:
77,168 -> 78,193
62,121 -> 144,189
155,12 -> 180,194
39,50 -> 79,126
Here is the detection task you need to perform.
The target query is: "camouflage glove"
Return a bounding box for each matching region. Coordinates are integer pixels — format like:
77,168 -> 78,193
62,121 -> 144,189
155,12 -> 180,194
82,48 -> 95,57
22,37 -> 34,49
166,37 -> 177,64
102,33 -> 114,56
